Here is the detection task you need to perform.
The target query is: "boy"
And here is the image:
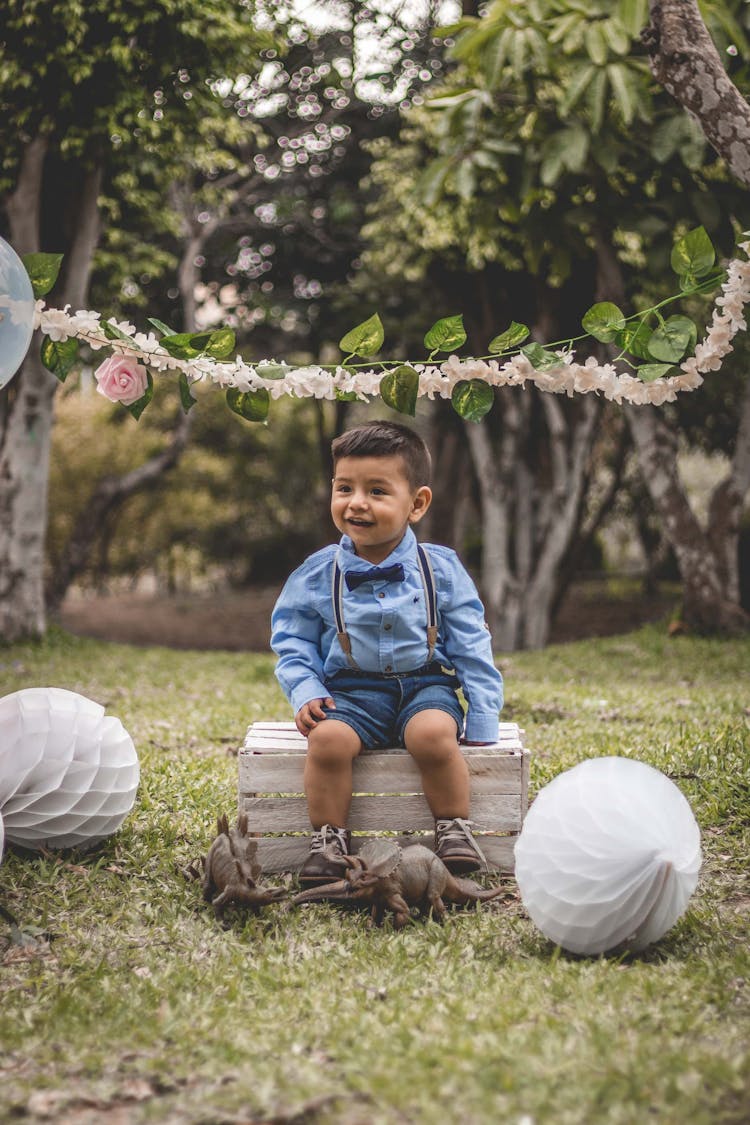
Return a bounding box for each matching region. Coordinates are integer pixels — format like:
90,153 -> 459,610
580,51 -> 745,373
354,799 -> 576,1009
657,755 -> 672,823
271,420 -> 504,886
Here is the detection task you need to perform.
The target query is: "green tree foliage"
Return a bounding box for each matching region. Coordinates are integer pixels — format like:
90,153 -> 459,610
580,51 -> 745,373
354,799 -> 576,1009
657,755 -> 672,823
181,6 -> 449,364
351,0 -> 750,645
0,0 -> 274,239
362,0 -> 747,310
47,383 -> 327,592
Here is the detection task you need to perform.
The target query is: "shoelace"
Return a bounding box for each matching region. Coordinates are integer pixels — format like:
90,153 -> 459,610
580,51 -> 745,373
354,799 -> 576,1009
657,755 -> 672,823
436,817 -> 489,870
310,824 -> 348,854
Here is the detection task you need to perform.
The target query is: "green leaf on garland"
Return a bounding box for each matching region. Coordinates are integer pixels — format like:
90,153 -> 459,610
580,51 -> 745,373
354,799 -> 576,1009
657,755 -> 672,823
226,386 -> 270,423
637,363 -> 675,382
160,332 -> 205,359
147,318 -> 175,336
647,315 -> 696,362
670,226 -> 715,279
339,314 -> 384,357
125,372 -> 154,420
487,321 -> 529,353
380,365 -> 419,416
102,320 -> 140,346
205,328 -> 236,360
424,314 -> 467,353
22,252 -> 63,298
255,362 -> 288,380
178,371 -> 196,413
40,336 -> 79,382
451,379 -> 494,423
685,267 -> 727,295
335,390 -> 360,402
582,301 -> 626,343
521,343 -> 562,371
615,320 -> 653,360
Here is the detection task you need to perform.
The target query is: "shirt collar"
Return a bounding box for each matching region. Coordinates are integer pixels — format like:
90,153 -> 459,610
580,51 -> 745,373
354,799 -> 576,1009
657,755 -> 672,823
337,526 -> 417,573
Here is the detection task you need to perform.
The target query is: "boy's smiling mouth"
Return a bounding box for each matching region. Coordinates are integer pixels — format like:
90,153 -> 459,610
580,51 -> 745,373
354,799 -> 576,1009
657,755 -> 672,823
346,517 -> 374,527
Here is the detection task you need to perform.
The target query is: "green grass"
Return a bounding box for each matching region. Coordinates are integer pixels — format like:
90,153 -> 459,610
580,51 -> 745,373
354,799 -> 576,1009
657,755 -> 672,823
0,626 -> 748,1124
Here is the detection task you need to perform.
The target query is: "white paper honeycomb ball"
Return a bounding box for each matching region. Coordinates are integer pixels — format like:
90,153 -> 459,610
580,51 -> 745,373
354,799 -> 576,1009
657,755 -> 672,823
514,756 -> 702,955
0,687 -> 139,851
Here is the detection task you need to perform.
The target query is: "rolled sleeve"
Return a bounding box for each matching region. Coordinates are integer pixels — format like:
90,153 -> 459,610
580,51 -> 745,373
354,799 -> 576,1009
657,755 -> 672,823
271,568 -> 329,712
436,556 -> 503,742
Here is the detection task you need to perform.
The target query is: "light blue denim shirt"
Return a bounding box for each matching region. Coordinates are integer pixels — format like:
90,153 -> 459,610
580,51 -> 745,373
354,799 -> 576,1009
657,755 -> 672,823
271,527 -> 504,742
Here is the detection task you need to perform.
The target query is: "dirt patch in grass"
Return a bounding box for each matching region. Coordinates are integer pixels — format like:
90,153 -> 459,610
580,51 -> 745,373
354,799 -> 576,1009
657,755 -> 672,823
55,580 -> 676,650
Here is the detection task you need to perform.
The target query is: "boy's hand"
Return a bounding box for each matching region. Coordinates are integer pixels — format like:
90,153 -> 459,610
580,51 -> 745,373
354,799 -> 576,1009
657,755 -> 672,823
295,697 -> 335,736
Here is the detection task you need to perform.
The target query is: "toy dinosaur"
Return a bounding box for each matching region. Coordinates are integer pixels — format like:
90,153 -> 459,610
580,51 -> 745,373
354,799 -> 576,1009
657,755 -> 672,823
201,812 -> 286,919
293,839 -> 507,928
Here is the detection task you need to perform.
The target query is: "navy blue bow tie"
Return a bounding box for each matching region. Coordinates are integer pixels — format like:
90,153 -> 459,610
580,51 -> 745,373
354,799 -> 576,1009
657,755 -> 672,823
345,563 -> 405,591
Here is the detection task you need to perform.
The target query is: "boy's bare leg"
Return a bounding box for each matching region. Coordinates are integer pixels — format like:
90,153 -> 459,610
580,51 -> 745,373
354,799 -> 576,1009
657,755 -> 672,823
403,709 -> 469,819
304,719 -> 362,828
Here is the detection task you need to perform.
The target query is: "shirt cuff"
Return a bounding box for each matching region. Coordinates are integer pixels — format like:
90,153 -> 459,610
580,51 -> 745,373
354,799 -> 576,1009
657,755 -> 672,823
463,711 -> 500,743
290,678 -> 330,715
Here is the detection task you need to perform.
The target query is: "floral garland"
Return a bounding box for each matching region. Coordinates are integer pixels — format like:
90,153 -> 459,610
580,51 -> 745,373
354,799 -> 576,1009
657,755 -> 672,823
33,242 -> 750,411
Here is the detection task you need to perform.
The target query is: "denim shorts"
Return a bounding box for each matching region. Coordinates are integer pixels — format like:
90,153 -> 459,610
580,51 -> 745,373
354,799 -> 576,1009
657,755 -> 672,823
322,663 -> 464,750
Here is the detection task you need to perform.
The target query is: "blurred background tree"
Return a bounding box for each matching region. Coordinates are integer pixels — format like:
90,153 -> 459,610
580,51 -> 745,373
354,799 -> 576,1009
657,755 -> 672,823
353,0 -> 750,644
4,0 -> 749,648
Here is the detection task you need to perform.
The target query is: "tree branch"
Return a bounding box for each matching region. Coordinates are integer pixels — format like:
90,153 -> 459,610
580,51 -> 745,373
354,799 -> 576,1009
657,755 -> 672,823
643,0 -> 750,186
62,165 -> 104,309
4,136 -> 48,254
46,411 -> 193,610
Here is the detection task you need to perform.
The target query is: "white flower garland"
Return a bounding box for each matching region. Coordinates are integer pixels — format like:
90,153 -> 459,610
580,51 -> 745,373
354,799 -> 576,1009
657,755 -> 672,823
33,243 -> 750,407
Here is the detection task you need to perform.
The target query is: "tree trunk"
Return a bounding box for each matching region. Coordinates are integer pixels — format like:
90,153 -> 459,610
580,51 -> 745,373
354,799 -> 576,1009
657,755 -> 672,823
424,400 -> 473,550
465,385 -> 601,651
643,0 -> 750,187
0,138 -> 57,641
625,401 -> 749,632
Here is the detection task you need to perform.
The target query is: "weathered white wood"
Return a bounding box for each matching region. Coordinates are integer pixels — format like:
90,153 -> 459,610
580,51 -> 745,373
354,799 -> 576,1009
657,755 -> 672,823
246,736 -> 524,755
250,833 -> 518,873
248,720 -> 523,734
243,720 -> 525,755
240,750 -> 526,796
240,792 -> 521,832
238,720 -> 530,873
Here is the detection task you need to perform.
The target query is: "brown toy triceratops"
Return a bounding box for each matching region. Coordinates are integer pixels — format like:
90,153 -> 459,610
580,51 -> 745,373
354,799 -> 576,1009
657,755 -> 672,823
201,812 -> 286,919
293,839 -> 507,928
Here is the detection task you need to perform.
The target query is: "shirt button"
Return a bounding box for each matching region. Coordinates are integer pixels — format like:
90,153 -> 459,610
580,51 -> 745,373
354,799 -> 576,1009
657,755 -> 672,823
378,591 -> 385,599
384,623 -> 392,631
385,664 -> 393,672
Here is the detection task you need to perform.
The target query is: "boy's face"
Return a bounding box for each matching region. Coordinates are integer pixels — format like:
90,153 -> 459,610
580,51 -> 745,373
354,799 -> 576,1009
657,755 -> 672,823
331,454 -> 432,564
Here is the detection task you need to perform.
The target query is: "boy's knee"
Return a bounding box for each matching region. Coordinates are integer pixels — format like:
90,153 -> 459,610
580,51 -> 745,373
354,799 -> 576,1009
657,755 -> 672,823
306,720 -> 361,769
405,711 -> 460,764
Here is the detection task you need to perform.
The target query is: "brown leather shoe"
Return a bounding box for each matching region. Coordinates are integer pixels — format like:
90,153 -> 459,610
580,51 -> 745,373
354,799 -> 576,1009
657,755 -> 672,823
299,825 -> 351,887
434,818 -> 485,874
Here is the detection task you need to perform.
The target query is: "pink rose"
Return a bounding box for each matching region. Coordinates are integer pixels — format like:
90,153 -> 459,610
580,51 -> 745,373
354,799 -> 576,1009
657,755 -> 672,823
94,355 -> 149,405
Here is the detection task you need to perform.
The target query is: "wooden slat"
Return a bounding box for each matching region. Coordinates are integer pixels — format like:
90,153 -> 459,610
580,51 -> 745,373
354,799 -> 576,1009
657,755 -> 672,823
244,737 -> 524,756
241,792 -> 520,833
249,833 -> 518,874
249,720 -> 523,735
520,745 -> 530,816
239,750 -> 525,796
243,721 -> 525,756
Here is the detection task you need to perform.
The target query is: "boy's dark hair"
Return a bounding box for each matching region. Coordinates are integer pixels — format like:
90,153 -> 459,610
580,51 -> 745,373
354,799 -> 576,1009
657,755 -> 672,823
331,420 -> 432,489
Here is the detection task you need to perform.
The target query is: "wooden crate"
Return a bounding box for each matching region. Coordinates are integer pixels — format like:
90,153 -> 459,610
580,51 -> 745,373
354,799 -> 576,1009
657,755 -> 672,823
238,721 -> 530,873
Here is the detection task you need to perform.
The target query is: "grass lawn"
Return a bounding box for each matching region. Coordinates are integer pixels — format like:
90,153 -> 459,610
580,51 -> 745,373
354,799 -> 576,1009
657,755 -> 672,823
0,626 -> 748,1124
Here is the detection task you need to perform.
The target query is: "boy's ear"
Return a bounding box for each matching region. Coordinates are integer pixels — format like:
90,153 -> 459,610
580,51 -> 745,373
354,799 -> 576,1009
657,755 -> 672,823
409,485 -> 432,524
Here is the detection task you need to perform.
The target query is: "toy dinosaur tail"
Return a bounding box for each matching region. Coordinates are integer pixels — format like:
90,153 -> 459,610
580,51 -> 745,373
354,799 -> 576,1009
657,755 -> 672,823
449,876 -> 508,904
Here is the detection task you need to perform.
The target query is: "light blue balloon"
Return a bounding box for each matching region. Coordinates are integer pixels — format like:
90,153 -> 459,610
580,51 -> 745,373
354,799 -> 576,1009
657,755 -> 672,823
0,237 -> 35,391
